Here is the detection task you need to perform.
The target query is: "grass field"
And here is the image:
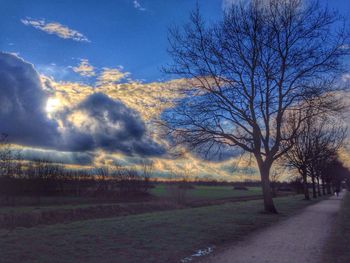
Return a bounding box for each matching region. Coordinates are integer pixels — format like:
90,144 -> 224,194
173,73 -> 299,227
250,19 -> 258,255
151,185 -> 262,200
0,195 -> 320,263
322,191 -> 350,263
0,185 -> 262,215
0,185 -> 265,229
0,203 -> 100,215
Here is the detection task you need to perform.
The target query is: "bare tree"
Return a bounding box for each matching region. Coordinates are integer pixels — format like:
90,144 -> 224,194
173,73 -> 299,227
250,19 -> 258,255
323,158 -> 350,193
0,134 -> 25,205
141,159 -> 154,192
0,134 -> 13,178
163,0 -> 349,212
284,113 -> 346,199
71,169 -> 92,197
95,166 -> 110,195
165,169 -> 189,204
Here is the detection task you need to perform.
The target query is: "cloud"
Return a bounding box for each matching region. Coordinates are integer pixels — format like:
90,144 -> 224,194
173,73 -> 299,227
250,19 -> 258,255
20,147 -> 94,166
0,52 -> 60,148
21,18 -> 89,42
96,67 -> 130,85
41,77 -> 94,111
36,63 -> 72,80
46,68 -> 189,123
42,75 -> 189,159
0,53 -> 266,178
72,59 -> 95,77
62,93 -> 164,156
43,65 -> 189,122
0,53 -> 163,157
133,0 -> 146,11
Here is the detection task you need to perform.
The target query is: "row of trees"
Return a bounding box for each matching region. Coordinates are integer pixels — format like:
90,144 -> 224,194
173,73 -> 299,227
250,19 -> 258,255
284,112 -> 348,200
0,135 -> 154,204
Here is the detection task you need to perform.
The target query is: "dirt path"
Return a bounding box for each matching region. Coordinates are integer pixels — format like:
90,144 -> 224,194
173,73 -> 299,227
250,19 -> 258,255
202,191 -> 345,263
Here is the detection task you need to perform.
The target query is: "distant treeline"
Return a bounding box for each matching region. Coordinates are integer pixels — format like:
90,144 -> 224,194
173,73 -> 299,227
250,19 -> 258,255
0,145 -> 155,205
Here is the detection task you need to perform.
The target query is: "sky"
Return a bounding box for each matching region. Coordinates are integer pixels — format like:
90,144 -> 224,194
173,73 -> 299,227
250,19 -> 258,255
0,0 -> 224,82
0,0 -> 349,180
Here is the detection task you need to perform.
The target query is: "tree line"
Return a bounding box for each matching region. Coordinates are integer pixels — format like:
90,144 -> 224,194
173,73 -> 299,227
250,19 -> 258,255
283,111 -> 349,200
0,134 -> 153,205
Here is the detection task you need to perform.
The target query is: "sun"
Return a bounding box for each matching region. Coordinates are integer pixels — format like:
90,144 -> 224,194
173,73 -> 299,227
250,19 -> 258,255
46,97 -> 61,114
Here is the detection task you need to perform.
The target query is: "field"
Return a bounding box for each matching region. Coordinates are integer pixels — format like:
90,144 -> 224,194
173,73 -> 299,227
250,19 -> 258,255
0,185 -> 262,216
150,185 -> 262,201
0,185 -> 266,229
0,194 -> 321,263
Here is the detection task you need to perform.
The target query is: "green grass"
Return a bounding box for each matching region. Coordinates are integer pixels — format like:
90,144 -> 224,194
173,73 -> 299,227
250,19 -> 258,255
0,202 -> 133,216
2,196 -> 101,206
151,185 -> 262,200
322,191 -> 350,263
0,196 -> 110,215
0,195 -> 320,263
0,185 -> 261,215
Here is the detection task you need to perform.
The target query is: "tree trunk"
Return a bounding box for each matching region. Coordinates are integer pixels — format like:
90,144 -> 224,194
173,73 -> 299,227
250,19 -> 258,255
302,172 -> 310,200
326,181 -> 332,194
311,176 -> 317,198
258,161 -> 277,214
322,178 -> 326,195
271,182 -> 277,197
76,179 -> 81,197
317,177 -> 321,197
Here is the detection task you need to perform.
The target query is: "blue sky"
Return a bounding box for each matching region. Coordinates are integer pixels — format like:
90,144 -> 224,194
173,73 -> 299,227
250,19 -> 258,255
0,0 -> 348,82
0,0 -> 224,82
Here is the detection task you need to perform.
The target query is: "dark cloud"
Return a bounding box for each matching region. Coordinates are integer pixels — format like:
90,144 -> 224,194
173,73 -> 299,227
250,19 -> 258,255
62,93 -> 165,156
0,52 -> 59,148
20,148 -> 94,165
220,163 -> 257,175
0,52 -> 164,157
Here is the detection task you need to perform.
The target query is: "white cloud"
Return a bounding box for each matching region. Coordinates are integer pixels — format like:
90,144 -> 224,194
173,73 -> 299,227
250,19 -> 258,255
21,18 -> 90,42
73,59 -> 95,77
37,63 -> 71,80
133,0 -> 146,11
96,67 -> 130,85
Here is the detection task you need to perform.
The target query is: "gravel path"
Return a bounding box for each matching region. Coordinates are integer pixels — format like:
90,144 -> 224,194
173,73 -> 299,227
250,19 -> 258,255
202,192 -> 345,263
